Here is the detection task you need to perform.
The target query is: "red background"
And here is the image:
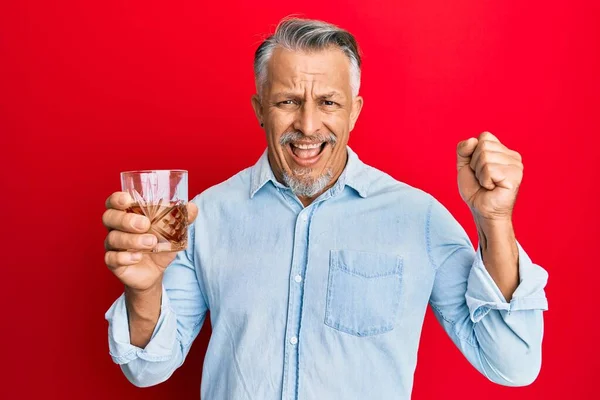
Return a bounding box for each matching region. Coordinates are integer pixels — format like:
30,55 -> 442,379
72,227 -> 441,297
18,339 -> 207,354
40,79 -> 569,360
1,0 -> 598,399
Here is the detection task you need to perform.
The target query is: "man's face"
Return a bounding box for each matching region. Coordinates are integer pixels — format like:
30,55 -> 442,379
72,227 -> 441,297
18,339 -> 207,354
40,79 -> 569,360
252,47 -> 363,201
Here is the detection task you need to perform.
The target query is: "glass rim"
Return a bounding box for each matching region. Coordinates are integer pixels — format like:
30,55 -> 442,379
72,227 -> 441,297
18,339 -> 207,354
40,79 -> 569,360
120,169 -> 188,175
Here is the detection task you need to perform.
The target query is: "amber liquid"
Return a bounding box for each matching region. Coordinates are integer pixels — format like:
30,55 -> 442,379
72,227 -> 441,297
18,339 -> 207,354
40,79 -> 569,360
127,201 -> 188,252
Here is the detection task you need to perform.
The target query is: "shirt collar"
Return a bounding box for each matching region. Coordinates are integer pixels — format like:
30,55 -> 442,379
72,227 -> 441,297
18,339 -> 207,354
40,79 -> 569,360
249,146 -> 370,199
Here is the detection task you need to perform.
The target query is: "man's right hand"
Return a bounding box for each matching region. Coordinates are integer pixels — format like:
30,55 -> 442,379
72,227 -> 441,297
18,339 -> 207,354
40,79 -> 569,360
102,191 -> 199,292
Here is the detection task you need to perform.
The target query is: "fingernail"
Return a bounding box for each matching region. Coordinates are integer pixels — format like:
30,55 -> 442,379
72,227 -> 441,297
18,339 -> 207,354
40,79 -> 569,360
118,193 -> 128,206
133,216 -> 148,230
131,252 -> 142,261
142,235 -> 156,246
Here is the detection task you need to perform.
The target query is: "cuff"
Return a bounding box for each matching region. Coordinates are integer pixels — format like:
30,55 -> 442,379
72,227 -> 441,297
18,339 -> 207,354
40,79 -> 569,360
105,286 -> 178,364
465,240 -> 549,323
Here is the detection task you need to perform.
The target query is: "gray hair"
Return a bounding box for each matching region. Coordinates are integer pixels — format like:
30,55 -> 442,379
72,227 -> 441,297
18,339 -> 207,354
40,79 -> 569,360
254,18 -> 362,98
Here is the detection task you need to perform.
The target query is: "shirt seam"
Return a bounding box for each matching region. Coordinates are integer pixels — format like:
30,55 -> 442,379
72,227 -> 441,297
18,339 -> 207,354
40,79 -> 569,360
429,302 -> 478,347
191,223 -> 211,311
426,197 -> 436,271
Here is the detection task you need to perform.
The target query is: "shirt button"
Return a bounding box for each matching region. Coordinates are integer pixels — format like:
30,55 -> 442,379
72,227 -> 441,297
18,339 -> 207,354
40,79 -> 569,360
294,275 -> 302,283
300,214 -> 308,222
290,336 -> 298,345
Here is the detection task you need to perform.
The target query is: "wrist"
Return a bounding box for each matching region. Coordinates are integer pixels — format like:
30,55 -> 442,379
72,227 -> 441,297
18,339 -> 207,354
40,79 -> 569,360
476,217 -> 513,234
471,208 -> 513,231
124,280 -> 163,323
472,213 -> 515,252
124,275 -> 164,297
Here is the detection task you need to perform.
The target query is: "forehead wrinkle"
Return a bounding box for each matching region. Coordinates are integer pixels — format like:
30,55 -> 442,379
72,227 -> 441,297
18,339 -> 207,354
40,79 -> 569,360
266,48 -> 352,98
268,69 -> 349,101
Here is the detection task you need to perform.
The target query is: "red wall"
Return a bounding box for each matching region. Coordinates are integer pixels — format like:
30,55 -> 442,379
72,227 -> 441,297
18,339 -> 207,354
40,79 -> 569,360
1,1 -> 598,398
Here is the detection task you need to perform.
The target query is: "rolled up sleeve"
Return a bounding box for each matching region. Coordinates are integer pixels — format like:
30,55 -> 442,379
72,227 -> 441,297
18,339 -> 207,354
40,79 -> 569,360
466,241 -> 549,323
427,197 -> 549,387
105,285 -> 178,365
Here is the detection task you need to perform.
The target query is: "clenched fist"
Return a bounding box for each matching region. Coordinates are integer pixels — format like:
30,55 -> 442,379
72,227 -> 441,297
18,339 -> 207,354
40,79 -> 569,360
457,131 -> 524,221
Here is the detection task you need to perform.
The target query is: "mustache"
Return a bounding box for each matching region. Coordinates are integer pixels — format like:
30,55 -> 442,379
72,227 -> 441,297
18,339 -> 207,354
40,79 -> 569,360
279,131 -> 337,147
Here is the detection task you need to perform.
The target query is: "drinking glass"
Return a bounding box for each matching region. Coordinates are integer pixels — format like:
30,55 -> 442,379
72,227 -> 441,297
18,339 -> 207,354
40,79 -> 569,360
120,170 -> 188,252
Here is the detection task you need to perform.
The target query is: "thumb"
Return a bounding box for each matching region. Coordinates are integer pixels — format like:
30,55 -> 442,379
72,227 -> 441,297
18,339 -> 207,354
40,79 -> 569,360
186,202 -> 198,224
456,137 -> 478,170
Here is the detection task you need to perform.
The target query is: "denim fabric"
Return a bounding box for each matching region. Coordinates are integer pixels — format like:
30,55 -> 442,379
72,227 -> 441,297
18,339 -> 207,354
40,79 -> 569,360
106,147 -> 548,399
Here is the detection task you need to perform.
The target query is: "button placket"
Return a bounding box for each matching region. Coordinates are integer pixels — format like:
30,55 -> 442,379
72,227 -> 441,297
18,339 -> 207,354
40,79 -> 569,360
282,207 -> 313,400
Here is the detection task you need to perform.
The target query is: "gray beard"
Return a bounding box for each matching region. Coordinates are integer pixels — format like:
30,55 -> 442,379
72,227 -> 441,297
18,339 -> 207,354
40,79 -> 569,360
278,130 -> 338,198
283,167 -> 333,198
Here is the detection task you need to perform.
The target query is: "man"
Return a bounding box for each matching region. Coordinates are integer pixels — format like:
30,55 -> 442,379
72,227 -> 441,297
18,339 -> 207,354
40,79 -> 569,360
104,18 -> 548,399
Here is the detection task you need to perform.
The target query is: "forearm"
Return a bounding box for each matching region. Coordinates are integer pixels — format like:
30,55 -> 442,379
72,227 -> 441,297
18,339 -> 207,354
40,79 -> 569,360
475,217 -> 519,301
125,281 -> 163,348
106,281 -> 205,388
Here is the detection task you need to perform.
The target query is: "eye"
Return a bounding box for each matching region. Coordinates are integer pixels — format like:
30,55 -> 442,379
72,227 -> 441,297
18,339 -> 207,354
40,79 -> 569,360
321,100 -> 337,107
278,100 -> 298,106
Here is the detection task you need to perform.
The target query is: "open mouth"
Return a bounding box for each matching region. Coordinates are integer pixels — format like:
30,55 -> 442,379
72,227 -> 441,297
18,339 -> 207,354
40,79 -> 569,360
287,142 -> 328,166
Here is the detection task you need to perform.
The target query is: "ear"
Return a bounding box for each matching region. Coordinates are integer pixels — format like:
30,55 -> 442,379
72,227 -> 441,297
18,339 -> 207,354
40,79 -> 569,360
348,95 -> 364,132
251,94 -> 264,126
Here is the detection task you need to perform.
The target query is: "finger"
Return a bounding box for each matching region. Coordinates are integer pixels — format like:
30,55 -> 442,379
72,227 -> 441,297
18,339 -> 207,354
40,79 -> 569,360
104,250 -> 143,270
472,151 -> 523,180
187,202 -> 198,224
477,163 -> 523,191
105,230 -> 157,251
470,140 -> 521,170
105,192 -> 133,210
470,140 -> 504,171
102,208 -> 151,233
456,137 -> 479,170
478,131 -> 500,143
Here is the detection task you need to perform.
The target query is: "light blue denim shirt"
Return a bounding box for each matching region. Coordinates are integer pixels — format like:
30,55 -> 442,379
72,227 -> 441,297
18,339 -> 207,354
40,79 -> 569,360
105,147 -> 549,399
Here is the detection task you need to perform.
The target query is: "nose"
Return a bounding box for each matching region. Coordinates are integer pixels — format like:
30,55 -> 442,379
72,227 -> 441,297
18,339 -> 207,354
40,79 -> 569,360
293,102 -> 322,137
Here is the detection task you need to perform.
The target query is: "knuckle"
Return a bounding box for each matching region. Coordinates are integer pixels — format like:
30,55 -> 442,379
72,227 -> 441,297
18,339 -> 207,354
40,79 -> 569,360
104,251 -> 114,267
130,234 -> 146,249
116,251 -> 131,265
103,209 -> 128,230
479,151 -> 489,164
122,212 -> 137,230
475,165 -> 484,178
108,229 -> 147,250
123,232 -> 135,249
101,209 -> 113,228
106,192 -> 120,209
105,250 -> 133,269
109,192 -> 119,204
514,151 -> 523,162
106,230 -> 120,248
110,230 -> 136,250
106,191 -> 131,209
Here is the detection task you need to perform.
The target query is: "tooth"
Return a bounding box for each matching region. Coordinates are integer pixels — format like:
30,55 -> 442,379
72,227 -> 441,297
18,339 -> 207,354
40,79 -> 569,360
294,143 -> 321,149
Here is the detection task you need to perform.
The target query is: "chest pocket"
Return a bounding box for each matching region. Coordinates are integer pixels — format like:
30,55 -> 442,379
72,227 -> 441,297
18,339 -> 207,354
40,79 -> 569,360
325,249 -> 403,337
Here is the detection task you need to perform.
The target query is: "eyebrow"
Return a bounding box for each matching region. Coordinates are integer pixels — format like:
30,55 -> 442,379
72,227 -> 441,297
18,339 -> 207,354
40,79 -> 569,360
318,91 -> 343,99
271,91 -> 344,99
